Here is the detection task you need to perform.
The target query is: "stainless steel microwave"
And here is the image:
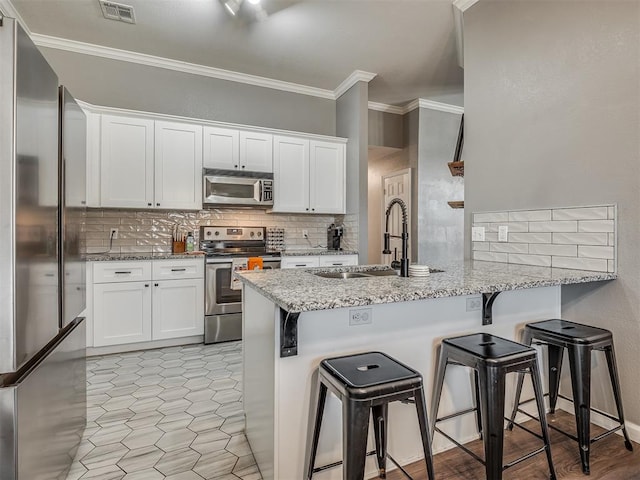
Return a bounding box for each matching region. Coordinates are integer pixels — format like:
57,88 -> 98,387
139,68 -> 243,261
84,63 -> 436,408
203,169 -> 274,207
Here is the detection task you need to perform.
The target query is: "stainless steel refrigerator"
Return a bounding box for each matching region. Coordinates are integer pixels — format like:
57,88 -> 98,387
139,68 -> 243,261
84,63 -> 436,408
0,17 -> 87,480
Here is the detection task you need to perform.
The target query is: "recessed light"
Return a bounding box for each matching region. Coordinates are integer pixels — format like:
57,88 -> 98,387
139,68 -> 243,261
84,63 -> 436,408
223,0 -> 241,16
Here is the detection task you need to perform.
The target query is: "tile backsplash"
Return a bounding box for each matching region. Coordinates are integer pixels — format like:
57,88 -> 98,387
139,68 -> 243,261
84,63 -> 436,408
472,205 -> 616,272
86,208 -> 358,254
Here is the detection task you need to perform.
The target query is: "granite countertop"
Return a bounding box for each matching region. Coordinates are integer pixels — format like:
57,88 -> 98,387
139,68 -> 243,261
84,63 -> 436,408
236,261 -> 616,313
279,249 -> 358,256
86,252 -> 206,262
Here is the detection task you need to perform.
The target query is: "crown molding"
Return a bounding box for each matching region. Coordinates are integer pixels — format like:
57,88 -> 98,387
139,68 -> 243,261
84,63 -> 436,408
32,33 -> 339,100
0,0 -> 27,28
367,102 -> 404,115
334,70 -> 377,99
369,98 -> 464,116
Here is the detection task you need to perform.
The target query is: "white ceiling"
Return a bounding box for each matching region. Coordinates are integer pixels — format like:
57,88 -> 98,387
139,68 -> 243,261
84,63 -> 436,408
7,0 -> 464,106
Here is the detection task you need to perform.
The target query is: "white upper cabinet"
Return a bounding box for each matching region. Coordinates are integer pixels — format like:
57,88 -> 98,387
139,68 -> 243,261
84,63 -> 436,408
273,136 -> 345,214
273,136 -> 309,213
85,112 -> 101,208
309,140 -> 345,214
100,115 -> 154,208
100,116 -> 202,209
203,127 -> 272,173
203,126 -> 239,170
239,131 -> 273,173
154,121 -> 202,210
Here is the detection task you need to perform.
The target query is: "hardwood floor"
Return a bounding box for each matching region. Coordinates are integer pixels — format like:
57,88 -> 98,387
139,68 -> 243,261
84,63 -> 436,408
374,411 -> 640,480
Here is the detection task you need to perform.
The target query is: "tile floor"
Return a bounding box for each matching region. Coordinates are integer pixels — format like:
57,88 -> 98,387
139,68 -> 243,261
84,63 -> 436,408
66,341 -> 262,480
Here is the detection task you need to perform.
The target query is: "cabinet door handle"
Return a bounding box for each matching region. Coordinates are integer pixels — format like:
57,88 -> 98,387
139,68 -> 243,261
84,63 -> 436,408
305,208 -> 309,211
241,165 -> 245,169
154,283 -> 159,287
311,208 -> 315,211
114,271 -> 132,274
147,202 -> 152,206
156,203 -> 160,207
44,273 -> 55,277
145,284 -> 150,287
81,200 -> 86,205
234,165 -> 239,168
171,268 -> 186,272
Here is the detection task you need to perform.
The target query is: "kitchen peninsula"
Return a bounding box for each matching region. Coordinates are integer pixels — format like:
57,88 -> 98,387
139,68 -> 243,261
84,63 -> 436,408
237,262 -> 615,480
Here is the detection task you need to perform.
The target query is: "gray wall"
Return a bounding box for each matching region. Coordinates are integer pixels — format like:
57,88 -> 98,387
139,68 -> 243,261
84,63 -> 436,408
368,110 -> 404,148
404,109 -> 420,261
40,48 -> 336,136
416,108 -> 464,264
464,1 -> 640,423
337,81 -> 369,263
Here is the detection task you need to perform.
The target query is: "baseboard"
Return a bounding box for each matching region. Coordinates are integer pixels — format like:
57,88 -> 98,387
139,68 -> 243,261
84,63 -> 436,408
87,335 -> 204,357
557,398 -> 640,444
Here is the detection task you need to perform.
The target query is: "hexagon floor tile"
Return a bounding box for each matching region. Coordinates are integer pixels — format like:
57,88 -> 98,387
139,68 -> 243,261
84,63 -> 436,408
67,341 -> 261,480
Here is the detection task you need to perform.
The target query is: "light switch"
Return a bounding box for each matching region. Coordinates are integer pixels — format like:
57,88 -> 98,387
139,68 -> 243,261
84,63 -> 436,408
471,226 -> 485,242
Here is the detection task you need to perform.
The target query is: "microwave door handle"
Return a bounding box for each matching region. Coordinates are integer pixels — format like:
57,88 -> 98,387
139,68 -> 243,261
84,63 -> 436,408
257,180 -> 262,203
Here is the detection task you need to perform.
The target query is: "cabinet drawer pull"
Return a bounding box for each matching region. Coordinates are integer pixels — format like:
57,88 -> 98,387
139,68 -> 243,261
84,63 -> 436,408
44,273 -> 55,277
332,263 -> 342,266
114,271 -> 132,274
295,264 -> 306,267
171,268 -> 187,272
145,284 -> 149,287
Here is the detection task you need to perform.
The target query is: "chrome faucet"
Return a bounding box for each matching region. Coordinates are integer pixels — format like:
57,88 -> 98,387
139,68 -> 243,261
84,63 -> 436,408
383,198 -> 409,277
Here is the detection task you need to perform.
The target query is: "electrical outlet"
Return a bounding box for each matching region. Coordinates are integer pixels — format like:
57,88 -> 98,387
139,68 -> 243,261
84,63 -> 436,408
471,226 -> 485,242
349,308 -> 372,326
466,297 -> 482,312
498,225 -> 509,242
302,229 -> 308,238
110,228 -> 119,240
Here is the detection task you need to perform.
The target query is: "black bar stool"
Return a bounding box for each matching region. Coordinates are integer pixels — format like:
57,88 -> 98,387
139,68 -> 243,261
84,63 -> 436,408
431,333 -> 556,480
305,351 -> 435,480
508,318 -> 633,475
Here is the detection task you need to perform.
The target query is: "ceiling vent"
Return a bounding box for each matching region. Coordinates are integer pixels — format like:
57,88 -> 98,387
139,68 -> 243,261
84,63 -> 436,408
99,0 -> 136,24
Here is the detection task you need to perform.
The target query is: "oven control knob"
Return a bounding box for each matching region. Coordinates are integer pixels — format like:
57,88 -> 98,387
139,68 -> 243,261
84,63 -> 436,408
206,231 -> 212,237
214,231 -> 220,236
250,232 -> 255,237
257,231 -> 262,237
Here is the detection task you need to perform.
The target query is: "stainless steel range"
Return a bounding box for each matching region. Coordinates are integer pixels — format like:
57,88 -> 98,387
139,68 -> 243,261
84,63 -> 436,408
201,226 -> 280,343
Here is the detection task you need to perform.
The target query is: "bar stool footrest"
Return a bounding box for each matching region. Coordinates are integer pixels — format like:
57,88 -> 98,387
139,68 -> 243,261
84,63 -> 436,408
313,450 -> 417,480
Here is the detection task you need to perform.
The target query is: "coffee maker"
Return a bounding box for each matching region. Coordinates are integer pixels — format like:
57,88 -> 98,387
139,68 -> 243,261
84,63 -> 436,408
327,224 -> 344,250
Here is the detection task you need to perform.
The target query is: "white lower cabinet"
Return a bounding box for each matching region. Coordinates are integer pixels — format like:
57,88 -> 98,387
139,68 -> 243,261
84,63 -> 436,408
92,259 -> 204,348
281,254 -> 358,269
152,278 -> 204,340
93,281 -> 152,347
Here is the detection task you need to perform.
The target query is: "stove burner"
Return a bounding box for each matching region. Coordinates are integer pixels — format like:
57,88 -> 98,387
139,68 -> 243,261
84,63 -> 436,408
200,225 -> 279,258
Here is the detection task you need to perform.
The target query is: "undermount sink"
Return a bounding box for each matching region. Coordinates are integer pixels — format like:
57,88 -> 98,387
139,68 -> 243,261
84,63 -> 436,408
362,269 -> 399,276
314,272 -> 372,279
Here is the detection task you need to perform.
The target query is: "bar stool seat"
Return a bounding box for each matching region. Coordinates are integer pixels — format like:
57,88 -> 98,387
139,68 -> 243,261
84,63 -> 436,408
508,318 -> 633,475
431,333 -> 556,480
306,351 -> 435,480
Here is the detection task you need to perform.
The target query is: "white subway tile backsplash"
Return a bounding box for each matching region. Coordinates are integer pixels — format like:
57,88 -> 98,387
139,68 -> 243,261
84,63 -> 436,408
473,251 -> 508,263
508,210 -> 551,222
552,256 -> 608,272
490,243 -> 529,254
578,220 -> 614,233
529,244 -> 577,256
472,204 -> 615,273
578,245 -> 614,259
504,222 -> 529,233
552,207 -> 608,221
509,232 -> 552,244
508,254 -> 552,267
553,232 -> 608,246
474,212 -> 509,223
529,221 -> 577,233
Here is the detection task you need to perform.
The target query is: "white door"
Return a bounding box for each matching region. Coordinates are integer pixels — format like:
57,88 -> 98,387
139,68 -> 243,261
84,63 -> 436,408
203,126 -> 239,170
93,281 -> 152,346
152,279 -> 204,340
382,168 -> 412,264
100,115 -> 154,208
240,131 -> 273,173
154,121 -> 203,210
273,136 -> 309,213
309,140 -> 345,214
